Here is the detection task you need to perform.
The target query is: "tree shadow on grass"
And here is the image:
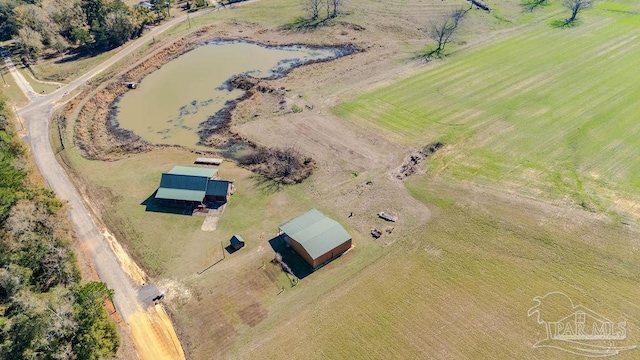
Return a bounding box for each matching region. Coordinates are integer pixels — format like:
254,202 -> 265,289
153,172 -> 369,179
551,19 -> 580,28
412,47 -> 443,62
268,235 -> 313,279
280,16 -> 333,32
54,47 -> 102,64
250,174 -> 283,195
521,0 -> 550,12
140,190 -> 194,215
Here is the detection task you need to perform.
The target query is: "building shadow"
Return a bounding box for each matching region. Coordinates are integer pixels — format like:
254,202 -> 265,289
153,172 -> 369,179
225,245 -> 239,255
140,191 -> 194,215
268,235 -> 313,279
205,201 -> 226,210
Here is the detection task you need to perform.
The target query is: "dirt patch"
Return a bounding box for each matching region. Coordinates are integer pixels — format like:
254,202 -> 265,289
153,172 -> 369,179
102,229 -> 147,286
238,301 -> 268,327
338,22 -> 366,32
393,142 -> 444,180
156,278 -> 193,305
128,305 -> 186,360
195,75 -> 286,154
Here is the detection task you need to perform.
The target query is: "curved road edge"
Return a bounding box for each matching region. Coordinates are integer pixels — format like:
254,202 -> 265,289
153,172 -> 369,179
4,4 -> 263,358
1,11 -> 214,360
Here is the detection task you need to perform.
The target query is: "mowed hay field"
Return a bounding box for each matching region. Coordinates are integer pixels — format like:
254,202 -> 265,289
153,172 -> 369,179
335,1 -> 640,219
232,177 -> 640,359
55,0 -> 640,359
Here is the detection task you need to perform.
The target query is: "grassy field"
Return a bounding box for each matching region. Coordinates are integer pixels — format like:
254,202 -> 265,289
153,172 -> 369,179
32,48 -> 123,82
57,144 -> 385,358
334,1 -> 640,217
51,115 -> 640,360
167,0 -> 531,43
232,177 -> 640,359
58,146 -> 323,277
15,65 -> 61,94
50,0 -> 640,358
0,74 -> 28,108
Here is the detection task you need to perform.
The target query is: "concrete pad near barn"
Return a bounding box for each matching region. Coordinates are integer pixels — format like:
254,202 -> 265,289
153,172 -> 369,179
200,204 -> 226,231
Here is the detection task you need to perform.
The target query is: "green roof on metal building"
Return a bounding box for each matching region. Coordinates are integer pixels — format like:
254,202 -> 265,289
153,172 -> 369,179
206,180 -> 230,197
155,188 -> 205,202
160,173 -> 208,191
155,166 -> 223,202
279,209 -> 351,260
168,166 -> 218,178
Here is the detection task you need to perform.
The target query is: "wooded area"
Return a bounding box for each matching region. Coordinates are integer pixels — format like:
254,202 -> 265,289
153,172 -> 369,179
0,96 -> 119,359
0,0 -> 173,62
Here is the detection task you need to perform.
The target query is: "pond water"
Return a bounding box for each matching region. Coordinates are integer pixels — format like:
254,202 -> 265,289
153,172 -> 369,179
115,41 -> 350,148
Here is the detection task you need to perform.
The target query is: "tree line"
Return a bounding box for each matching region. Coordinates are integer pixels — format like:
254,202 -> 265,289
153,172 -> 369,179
0,96 -> 119,359
303,0 -> 343,22
0,0 -> 175,62
424,0 -> 594,59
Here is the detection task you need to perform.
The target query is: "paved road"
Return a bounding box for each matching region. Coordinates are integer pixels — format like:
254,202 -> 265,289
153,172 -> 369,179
0,49 -> 38,99
1,12 -> 210,360
7,10 -> 196,313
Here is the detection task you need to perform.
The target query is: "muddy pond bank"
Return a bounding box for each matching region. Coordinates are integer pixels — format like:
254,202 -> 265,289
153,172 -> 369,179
112,39 -> 357,150
69,28 -> 358,183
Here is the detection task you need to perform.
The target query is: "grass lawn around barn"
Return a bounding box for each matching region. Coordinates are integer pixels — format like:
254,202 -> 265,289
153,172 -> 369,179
44,0 -> 640,358
59,146 -> 322,277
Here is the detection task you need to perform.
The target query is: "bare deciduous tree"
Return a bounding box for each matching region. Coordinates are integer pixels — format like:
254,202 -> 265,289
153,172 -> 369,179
563,0 -> 593,23
425,9 -> 467,58
328,0 -> 343,18
522,0 -> 547,12
305,0 -> 322,20
14,26 -> 44,61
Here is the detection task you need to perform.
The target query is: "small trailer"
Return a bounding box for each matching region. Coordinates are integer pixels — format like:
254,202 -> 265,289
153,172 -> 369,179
195,157 -> 224,166
377,212 -> 398,222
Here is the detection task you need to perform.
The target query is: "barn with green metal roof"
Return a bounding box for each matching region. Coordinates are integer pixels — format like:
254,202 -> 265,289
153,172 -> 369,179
279,209 -> 352,269
155,166 -> 232,208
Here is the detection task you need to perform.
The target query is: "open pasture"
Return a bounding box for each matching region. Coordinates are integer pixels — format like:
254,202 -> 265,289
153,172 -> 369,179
334,1 -> 640,215
50,0 -> 640,358
230,177 -> 640,359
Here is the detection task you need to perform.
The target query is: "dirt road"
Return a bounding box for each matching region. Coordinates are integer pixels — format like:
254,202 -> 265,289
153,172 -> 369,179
1,11 -> 213,360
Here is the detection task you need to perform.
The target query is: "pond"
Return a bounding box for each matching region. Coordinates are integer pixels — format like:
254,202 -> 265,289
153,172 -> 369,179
115,40 -> 353,149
